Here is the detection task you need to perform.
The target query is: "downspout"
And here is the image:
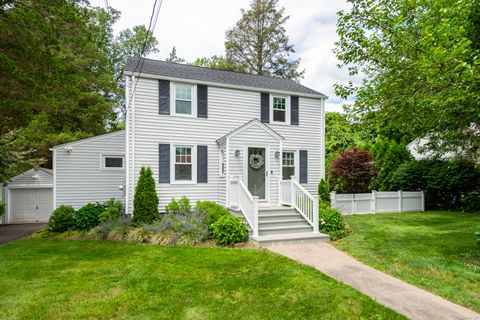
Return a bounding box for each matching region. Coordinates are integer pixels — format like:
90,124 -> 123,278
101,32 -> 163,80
125,75 -> 130,215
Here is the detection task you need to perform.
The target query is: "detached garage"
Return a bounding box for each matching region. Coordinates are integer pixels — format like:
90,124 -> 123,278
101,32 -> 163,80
4,168 -> 53,224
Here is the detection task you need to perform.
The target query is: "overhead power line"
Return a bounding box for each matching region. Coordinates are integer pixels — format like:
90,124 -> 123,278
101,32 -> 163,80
126,0 -> 163,113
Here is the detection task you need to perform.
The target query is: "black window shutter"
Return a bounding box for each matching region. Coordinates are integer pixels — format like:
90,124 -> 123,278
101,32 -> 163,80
291,96 -> 299,125
299,150 -> 308,184
158,144 -> 170,183
260,92 -> 270,123
197,145 -> 208,183
197,85 -> 208,118
158,80 -> 170,115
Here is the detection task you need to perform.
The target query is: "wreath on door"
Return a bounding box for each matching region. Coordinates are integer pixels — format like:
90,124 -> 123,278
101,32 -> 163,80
249,154 -> 264,170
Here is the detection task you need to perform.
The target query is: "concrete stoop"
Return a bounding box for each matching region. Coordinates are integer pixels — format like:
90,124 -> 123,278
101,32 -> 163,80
251,232 -> 330,247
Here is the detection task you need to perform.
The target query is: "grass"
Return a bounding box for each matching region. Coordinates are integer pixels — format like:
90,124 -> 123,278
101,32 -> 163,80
335,211 -> 480,312
0,238 -> 405,320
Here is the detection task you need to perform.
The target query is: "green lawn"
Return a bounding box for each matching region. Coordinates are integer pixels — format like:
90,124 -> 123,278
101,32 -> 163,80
0,238 -> 404,319
335,211 -> 480,312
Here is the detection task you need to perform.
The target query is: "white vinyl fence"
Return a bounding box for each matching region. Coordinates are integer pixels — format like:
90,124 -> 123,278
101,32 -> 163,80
331,190 -> 425,215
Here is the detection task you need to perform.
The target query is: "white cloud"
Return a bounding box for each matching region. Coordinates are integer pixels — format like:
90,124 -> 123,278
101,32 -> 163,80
92,0 -> 355,112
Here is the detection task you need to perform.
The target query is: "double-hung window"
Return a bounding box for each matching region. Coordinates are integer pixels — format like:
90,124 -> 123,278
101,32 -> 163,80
272,95 -> 289,123
174,83 -> 193,115
282,151 -> 295,180
175,146 -> 192,181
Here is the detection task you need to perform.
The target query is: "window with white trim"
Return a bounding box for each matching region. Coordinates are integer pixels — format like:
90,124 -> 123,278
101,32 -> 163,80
271,95 -> 290,124
174,83 -> 193,115
102,155 -> 125,169
282,151 -> 295,180
175,146 -> 192,181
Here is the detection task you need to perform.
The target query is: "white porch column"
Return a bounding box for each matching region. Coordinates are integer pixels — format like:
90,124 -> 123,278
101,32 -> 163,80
252,196 -> 259,237
313,195 -> 319,233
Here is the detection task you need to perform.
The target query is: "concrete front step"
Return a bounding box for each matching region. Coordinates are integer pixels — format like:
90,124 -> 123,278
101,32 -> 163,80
258,214 -> 304,222
259,225 -> 313,236
252,232 -> 330,247
259,218 -> 311,228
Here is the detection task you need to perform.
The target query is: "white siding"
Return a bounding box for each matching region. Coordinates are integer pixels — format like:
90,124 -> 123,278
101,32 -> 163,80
54,132 -> 126,210
229,124 -> 281,204
7,169 -> 52,187
127,78 -> 325,212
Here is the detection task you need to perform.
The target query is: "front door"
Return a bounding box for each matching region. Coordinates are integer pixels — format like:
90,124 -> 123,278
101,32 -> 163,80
247,147 -> 266,200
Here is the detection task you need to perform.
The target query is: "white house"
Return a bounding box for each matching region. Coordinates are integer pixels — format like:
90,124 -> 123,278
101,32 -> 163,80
50,58 -> 329,244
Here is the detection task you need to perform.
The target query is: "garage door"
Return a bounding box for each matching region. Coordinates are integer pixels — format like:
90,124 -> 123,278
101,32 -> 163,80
10,188 -> 53,223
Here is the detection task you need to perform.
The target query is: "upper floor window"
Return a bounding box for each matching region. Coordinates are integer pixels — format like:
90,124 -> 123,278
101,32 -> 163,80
174,83 -> 194,115
271,95 -> 290,124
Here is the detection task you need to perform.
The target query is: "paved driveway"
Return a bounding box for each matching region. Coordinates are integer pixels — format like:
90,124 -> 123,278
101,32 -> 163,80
0,223 -> 46,244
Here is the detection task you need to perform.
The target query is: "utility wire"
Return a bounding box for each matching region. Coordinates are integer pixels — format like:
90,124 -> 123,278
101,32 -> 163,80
126,0 -> 163,113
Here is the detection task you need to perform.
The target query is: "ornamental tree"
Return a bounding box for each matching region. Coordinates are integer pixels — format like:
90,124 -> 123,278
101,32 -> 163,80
132,167 -> 159,224
329,147 -> 379,193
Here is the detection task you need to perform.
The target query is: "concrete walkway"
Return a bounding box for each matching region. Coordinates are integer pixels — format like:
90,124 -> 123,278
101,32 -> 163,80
269,243 -> 480,320
0,223 -> 45,244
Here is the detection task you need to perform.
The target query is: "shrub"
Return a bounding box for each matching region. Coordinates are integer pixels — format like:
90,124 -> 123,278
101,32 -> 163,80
165,196 -> 191,214
460,194 -> 480,213
318,179 -> 330,205
196,201 -> 230,227
127,227 -> 151,243
150,230 -> 176,246
132,167 -> 159,224
107,225 -> 130,242
211,214 -> 248,246
367,139 -> 412,190
150,210 -> 209,243
319,207 -> 348,240
0,201 -> 5,217
99,207 -> 120,223
329,147 -> 379,193
47,205 -> 76,232
75,203 -> 107,231
389,159 -> 480,210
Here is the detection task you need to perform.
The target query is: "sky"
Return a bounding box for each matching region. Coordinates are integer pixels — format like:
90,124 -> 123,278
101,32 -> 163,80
91,0 -> 353,112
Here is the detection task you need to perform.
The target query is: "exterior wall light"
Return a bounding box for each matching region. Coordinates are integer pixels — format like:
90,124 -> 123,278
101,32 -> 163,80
275,151 -> 280,159
235,149 -> 240,157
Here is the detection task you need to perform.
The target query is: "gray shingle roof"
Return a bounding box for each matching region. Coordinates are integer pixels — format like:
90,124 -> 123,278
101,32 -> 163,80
125,57 -> 327,98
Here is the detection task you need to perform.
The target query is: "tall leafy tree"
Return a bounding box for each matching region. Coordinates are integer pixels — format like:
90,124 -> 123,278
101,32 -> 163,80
190,55 -> 245,72
165,46 -> 185,63
335,0 -> 480,162
0,1 -> 159,178
225,0 -> 304,80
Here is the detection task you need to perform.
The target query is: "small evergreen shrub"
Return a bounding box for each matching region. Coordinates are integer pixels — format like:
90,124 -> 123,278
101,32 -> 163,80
75,203 -> 107,231
211,215 -> 248,246
47,205 -> 76,232
0,201 -> 5,217
132,167 -> 159,224
460,194 -> 480,213
165,196 -> 191,214
319,207 -> 348,240
318,179 -> 331,205
196,200 -> 230,227
99,207 -> 120,223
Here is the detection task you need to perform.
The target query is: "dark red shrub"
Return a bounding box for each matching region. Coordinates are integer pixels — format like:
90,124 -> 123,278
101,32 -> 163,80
329,147 -> 379,193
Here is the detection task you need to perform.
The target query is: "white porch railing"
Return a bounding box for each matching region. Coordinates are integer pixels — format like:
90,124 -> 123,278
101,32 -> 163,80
228,176 -> 259,237
279,178 -> 319,233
